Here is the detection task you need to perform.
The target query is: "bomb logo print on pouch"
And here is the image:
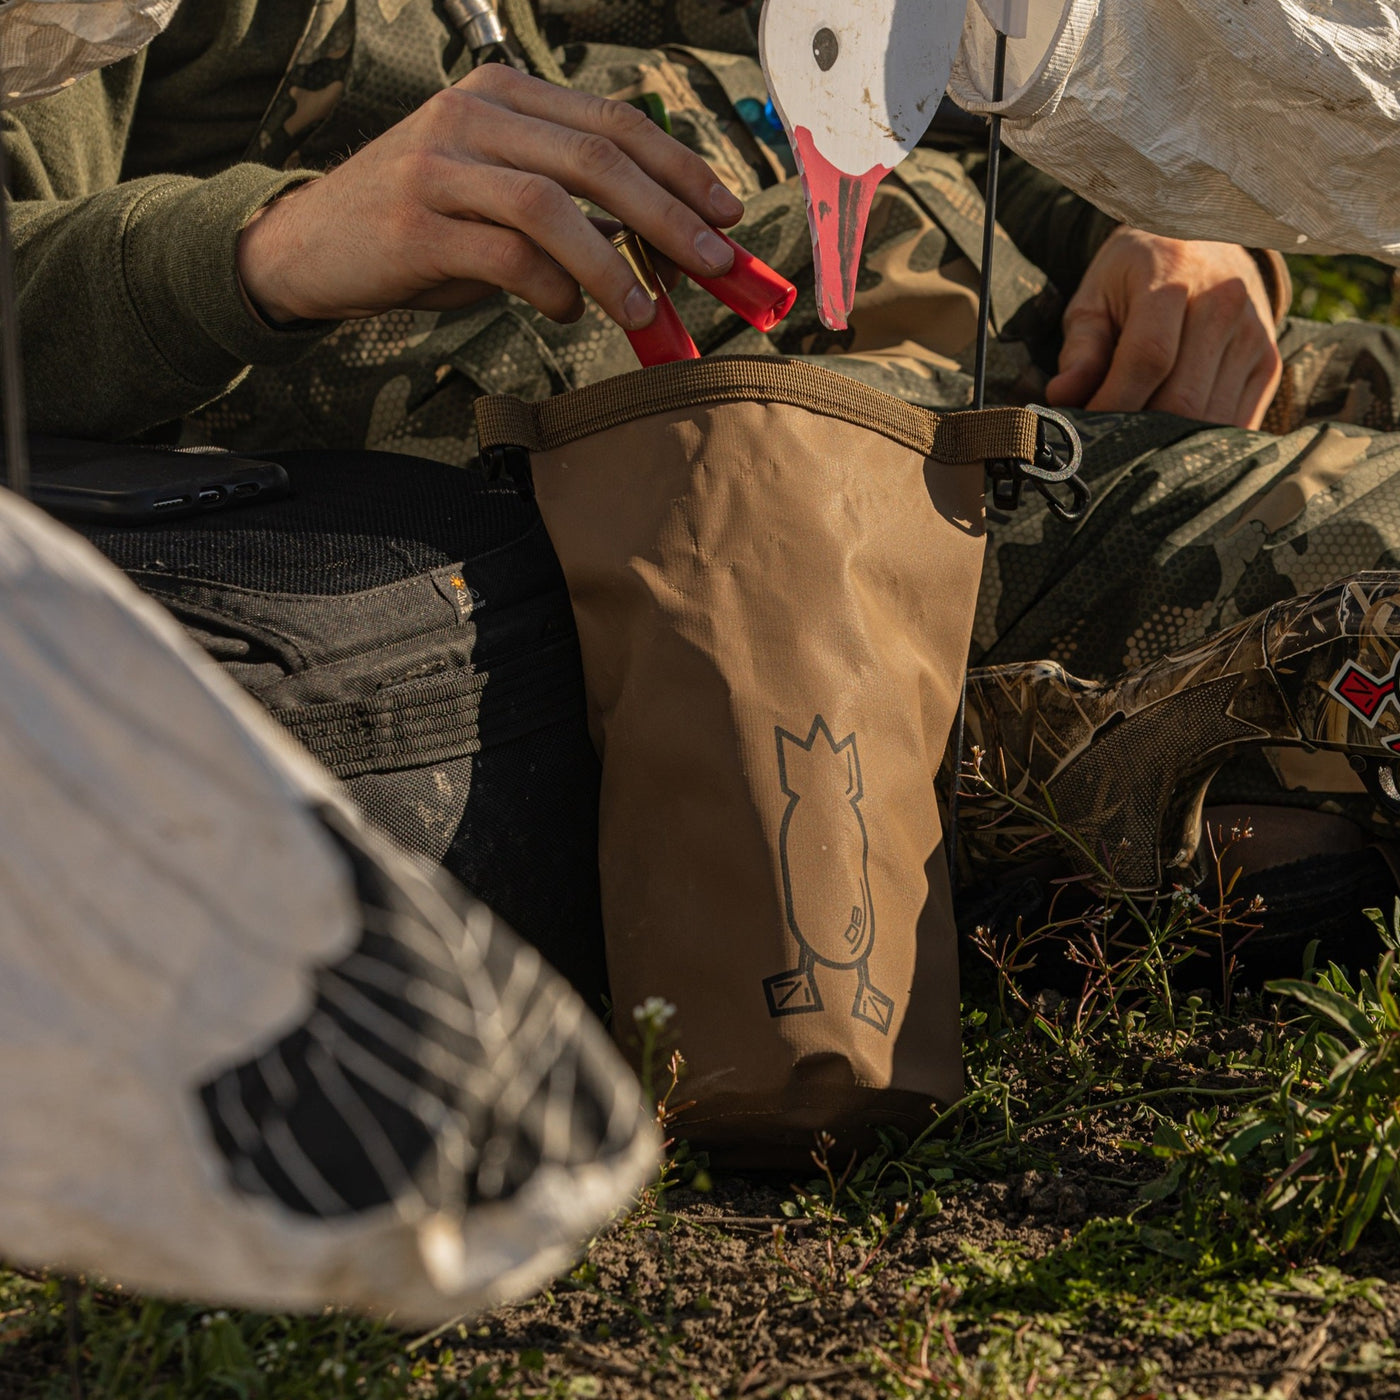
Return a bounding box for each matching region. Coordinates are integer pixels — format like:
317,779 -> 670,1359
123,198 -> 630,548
763,717 -> 896,1034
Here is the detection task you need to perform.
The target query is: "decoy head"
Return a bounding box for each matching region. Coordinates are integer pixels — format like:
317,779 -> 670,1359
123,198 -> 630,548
759,0 -> 968,330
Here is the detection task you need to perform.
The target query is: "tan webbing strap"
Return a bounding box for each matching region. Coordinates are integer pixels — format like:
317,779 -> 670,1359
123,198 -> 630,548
933,406 -> 1039,466
476,356 -> 1041,464
478,395 -> 548,453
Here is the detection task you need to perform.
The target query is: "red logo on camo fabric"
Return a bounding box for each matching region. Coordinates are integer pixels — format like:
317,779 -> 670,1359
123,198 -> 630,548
1329,655 -> 1400,753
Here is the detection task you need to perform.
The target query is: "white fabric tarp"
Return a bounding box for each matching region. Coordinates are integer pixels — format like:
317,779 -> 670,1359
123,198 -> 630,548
0,0 -> 181,104
949,0 -> 1400,263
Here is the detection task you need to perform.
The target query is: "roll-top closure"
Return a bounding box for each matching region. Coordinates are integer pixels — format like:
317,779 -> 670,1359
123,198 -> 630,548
476,355 -> 1041,465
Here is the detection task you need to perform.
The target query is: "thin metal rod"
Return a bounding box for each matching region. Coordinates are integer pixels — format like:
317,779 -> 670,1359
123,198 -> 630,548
947,30 -> 1007,882
62,1276 -> 86,1400
0,114 -> 29,499
970,32 -> 1007,412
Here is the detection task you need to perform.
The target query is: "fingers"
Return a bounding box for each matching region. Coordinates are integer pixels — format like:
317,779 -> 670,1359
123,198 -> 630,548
591,215 -> 680,291
1192,337 -> 1251,426
406,272 -> 577,318
649,250 -> 682,293
1085,283 -> 1188,412
432,221 -> 585,321
459,98 -> 737,283
1146,278 -> 1280,427
244,66 -> 747,327
432,164 -> 664,328
1044,307 -> 1115,408
456,66 -> 744,226
1234,343 -> 1284,430
1058,228 -> 1285,426
1143,286 -> 1238,422
1202,314 -> 1282,429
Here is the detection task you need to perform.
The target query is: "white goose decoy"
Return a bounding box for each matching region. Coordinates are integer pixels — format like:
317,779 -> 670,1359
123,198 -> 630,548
0,487 -> 657,1322
949,0 -> 1400,266
759,0 -> 971,331
0,0 -> 183,103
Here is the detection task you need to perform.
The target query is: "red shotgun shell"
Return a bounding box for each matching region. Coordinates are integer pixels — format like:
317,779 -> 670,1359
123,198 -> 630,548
688,232 -> 797,333
611,227 -> 700,368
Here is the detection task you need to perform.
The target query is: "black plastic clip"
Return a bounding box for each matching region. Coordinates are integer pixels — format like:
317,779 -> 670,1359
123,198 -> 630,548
985,405 -> 1091,522
478,442 -> 534,495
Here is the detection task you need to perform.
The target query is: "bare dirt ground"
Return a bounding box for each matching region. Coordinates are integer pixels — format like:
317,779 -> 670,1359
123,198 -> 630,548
457,1164 -> 1400,1399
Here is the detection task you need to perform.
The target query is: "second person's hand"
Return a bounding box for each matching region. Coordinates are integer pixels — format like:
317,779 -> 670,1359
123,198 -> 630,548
1044,226 -> 1283,430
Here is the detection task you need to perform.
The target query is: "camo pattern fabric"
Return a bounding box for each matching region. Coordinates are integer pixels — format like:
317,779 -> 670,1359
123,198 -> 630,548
252,0 -> 472,174
957,573 -> 1400,887
968,372 -> 1400,834
534,0 -> 762,55
171,0 -> 1400,837
251,0 -> 356,173
180,22 -> 1061,461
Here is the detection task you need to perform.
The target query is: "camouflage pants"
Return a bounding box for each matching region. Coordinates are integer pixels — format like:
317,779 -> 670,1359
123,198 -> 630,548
179,40 -> 1400,829
975,366 -> 1400,680
969,322 -> 1400,833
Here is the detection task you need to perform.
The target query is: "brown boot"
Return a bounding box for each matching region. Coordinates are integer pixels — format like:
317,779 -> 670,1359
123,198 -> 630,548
949,573 -> 1400,891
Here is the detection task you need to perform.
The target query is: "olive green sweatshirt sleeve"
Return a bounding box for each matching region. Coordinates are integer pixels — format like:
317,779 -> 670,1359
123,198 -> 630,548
4,54 -> 335,441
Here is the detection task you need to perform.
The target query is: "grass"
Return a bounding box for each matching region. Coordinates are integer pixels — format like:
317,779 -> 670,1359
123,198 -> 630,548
9,803 -> 1400,1398
6,255 -> 1400,1398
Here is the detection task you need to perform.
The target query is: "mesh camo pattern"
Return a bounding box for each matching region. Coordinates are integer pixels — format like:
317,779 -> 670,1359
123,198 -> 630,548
955,574 -> 1400,889
535,0 -> 763,54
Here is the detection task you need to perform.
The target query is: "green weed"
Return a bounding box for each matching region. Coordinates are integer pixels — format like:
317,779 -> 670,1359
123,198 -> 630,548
771,1131 -> 911,1298
0,1273 -> 423,1400
873,1291 -> 1163,1400
1145,905 -> 1400,1255
1288,253 -> 1400,324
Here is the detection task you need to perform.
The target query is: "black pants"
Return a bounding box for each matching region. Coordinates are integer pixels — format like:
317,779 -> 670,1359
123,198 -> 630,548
78,449 -> 609,1007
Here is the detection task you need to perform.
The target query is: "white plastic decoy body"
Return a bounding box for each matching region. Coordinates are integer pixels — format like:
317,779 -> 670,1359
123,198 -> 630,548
0,0 -> 662,1329
759,0 -> 971,330
950,0 -> 1400,266
0,0 -> 183,103
972,0 -> 1029,38
0,490 -> 657,1323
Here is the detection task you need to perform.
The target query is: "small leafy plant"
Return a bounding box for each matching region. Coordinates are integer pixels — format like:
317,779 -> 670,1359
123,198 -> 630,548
628,997 -> 709,1225
771,1131 -> 910,1298
1148,905 -> 1400,1254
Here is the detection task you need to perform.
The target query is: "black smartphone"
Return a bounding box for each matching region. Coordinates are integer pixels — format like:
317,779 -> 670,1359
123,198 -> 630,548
28,437 -> 290,524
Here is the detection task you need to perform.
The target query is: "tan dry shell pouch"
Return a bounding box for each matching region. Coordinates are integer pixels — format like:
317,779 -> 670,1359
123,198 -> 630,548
477,357 -> 1043,1165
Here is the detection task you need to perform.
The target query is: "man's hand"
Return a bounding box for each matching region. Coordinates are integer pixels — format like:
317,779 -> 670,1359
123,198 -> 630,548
1044,227 -> 1283,429
236,65 -> 744,332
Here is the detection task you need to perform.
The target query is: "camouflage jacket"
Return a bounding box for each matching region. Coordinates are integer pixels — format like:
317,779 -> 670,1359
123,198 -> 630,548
3,0 -> 1116,452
